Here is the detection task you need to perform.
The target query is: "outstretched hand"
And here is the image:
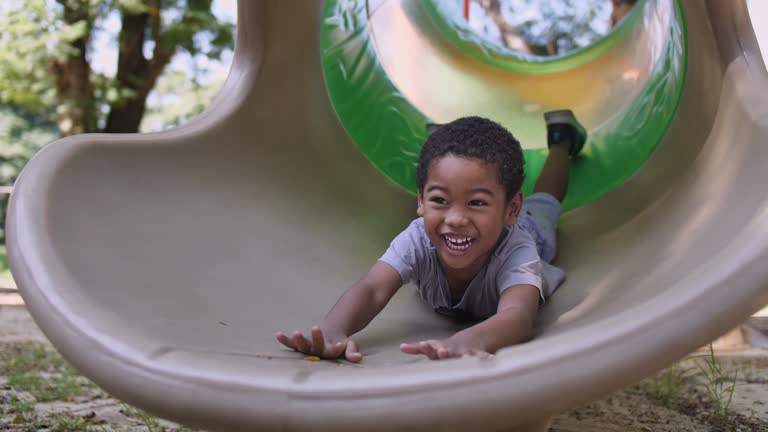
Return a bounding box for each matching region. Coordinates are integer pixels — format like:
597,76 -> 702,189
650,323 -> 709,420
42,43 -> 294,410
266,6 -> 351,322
275,326 -> 362,363
400,337 -> 494,361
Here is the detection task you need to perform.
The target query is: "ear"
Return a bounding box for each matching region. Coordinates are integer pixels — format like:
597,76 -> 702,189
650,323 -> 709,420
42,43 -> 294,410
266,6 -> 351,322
504,191 -> 523,225
417,192 -> 425,217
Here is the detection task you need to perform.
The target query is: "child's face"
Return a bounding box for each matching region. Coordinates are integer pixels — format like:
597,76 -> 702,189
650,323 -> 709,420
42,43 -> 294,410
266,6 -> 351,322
417,155 -> 522,278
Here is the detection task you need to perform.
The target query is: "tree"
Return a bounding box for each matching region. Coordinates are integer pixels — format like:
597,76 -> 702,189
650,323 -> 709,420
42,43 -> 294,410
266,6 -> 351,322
470,0 -> 613,56
0,105 -> 58,242
0,0 -> 234,137
141,70 -> 225,132
475,0 -> 534,55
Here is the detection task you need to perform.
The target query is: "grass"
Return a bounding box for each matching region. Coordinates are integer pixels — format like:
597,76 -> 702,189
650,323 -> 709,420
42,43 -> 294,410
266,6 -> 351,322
1,340 -> 764,431
0,245 -> 13,285
0,342 -> 194,431
36,413 -> 111,432
692,343 -> 739,418
634,342 -> 768,432
1,343 -> 88,402
646,362 -> 692,405
120,404 -> 168,432
7,395 -> 35,414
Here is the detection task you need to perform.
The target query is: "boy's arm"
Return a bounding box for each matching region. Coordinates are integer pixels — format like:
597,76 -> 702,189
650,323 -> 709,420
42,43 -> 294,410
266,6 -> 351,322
321,261 -> 403,338
276,261 -> 402,362
400,284 -> 540,360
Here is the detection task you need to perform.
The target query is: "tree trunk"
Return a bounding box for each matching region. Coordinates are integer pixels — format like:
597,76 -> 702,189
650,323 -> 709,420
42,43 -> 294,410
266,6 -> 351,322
49,1 -> 95,137
104,8 -> 173,133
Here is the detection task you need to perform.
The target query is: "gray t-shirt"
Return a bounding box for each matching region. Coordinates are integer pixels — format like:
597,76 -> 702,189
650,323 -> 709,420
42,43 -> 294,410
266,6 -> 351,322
379,218 -> 565,320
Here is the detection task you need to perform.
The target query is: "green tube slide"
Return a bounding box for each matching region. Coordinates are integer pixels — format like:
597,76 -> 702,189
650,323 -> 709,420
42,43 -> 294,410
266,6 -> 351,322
321,0 -> 687,211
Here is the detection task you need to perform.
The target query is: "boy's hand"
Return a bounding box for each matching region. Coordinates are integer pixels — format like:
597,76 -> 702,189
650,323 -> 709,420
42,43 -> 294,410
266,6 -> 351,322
400,334 -> 494,360
275,326 -> 363,363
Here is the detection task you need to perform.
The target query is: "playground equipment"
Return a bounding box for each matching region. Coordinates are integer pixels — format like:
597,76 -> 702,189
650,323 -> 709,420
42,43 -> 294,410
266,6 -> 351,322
7,1 -> 768,431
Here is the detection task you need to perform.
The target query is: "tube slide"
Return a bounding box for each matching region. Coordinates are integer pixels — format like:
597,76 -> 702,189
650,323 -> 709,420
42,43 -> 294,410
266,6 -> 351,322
7,1 -> 768,431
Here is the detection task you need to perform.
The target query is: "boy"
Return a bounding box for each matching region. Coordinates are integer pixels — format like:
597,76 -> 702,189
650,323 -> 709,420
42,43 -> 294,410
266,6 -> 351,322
276,112 -> 586,362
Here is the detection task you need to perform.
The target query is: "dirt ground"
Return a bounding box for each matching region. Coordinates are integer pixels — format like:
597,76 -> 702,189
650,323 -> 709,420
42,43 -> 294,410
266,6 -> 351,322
2,300 -> 768,432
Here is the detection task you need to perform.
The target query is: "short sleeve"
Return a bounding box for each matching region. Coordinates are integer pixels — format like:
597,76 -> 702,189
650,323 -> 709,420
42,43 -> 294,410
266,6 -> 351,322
378,220 -> 426,285
496,243 -> 546,303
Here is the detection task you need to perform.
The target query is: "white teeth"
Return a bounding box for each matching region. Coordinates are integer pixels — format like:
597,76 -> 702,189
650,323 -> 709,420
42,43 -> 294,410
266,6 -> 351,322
444,235 -> 473,251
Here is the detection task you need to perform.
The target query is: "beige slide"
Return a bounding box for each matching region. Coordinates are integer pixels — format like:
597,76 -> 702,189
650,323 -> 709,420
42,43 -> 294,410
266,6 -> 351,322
7,1 -> 768,431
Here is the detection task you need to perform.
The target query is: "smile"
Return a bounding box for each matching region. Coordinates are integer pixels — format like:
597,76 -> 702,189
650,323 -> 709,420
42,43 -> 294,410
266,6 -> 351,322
443,235 -> 474,252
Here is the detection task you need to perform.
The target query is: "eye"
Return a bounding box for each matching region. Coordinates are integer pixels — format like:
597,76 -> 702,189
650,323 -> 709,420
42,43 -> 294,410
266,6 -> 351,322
469,199 -> 488,207
429,197 -> 448,205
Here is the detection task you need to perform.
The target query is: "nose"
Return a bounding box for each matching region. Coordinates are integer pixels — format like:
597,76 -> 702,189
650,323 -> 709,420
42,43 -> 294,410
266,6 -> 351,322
444,207 -> 469,227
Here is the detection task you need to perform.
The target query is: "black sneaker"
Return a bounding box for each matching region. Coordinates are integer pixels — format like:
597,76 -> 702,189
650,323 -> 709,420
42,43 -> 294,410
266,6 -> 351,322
544,110 -> 587,157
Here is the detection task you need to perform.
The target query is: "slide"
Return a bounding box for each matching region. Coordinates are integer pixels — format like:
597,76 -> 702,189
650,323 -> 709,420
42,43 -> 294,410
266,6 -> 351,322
7,1 -> 768,431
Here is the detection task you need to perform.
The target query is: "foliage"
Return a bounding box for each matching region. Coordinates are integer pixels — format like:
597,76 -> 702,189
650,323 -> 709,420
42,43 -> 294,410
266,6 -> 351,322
0,1 -> 62,111
647,362 -> 693,406
0,1 -> 234,249
0,106 -> 57,242
1,343 -> 89,403
0,0 -> 235,135
0,342 -> 195,431
0,106 -> 56,186
141,71 -> 225,132
642,344 -> 742,421
120,404 -> 166,431
694,343 -> 738,418
0,1 -> 106,114
469,0 -> 614,56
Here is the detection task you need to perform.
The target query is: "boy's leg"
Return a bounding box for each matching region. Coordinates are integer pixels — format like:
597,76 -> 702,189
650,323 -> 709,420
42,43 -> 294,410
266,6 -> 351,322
519,111 -> 585,263
533,142 -> 570,203
533,110 -> 587,203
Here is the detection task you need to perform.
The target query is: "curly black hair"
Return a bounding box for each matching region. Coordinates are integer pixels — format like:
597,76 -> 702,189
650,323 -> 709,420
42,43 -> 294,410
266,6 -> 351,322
417,117 -> 525,201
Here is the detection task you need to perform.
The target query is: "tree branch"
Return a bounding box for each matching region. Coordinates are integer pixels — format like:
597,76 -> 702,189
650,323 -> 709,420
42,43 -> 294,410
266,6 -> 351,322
104,2 -> 172,133
148,2 -> 175,87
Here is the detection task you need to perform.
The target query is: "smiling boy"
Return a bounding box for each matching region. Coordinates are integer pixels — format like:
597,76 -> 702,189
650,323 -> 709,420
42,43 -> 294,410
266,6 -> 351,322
276,113 -> 585,361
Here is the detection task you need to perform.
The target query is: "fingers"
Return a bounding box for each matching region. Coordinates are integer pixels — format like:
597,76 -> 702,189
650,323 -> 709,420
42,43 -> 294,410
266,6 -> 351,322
400,340 -> 437,358
401,340 -> 441,360
437,347 -> 451,359
292,331 -> 312,354
311,326 -> 325,351
399,343 -> 421,355
419,341 -> 438,360
275,331 -> 295,350
276,330 -> 318,355
277,328 -> 360,362
345,339 -> 363,363
311,326 -> 346,359
400,340 -> 496,361
330,341 -> 347,358
280,332 -> 496,362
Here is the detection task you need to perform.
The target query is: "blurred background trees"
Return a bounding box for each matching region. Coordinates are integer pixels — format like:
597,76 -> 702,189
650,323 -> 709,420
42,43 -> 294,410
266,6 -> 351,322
0,0 -> 234,137
0,0 -> 235,245
469,0 -> 618,56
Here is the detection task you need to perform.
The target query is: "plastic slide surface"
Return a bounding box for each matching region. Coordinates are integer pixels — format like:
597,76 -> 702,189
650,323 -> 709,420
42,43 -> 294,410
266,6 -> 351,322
7,1 -> 768,431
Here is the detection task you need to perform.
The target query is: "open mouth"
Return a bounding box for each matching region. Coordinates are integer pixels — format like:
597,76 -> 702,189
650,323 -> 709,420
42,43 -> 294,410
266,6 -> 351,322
443,235 -> 474,252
